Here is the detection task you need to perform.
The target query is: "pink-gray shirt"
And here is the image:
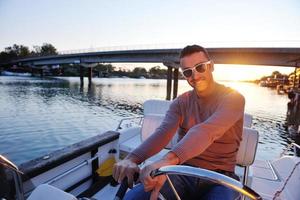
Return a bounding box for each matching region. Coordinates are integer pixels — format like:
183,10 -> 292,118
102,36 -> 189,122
130,83 -> 245,172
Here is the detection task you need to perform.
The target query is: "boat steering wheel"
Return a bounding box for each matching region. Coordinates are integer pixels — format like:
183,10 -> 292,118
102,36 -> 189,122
151,165 -> 262,200
115,165 -> 262,200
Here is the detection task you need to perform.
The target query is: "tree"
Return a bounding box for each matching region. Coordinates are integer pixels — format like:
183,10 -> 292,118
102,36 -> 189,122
5,44 -> 30,57
0,51 -> 12,63
0,44 -> 30,63
149,66 -> 167,78
94,64 -> 115,73
0,43 -> 58,64
132,67 -> 147,78
271,71 -> 282,78
95,64 -> 115,73
32,45 -> 42,55
18,45 -> 30,57
93,63 -> 116,77
40,43 -> 57,56
32,43 -> 57,56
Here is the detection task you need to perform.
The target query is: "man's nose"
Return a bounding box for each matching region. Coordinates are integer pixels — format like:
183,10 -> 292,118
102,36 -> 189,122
191,68 -> 200,79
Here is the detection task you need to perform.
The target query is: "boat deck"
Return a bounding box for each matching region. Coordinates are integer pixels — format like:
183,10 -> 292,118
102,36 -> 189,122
93,184 -> 121,200
250,157 -> 300,199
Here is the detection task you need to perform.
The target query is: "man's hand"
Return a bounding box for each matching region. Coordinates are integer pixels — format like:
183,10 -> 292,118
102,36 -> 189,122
140,152 -> 180,200
140,163 -> 166,192
113,158 -> 140,188
140,163 -> 167,200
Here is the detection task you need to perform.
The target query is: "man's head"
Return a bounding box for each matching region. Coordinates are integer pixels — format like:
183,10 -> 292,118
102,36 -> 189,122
179,45 -> 215,95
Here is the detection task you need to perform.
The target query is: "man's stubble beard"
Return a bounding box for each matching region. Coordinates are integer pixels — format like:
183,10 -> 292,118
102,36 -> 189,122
194,80 -> 209,92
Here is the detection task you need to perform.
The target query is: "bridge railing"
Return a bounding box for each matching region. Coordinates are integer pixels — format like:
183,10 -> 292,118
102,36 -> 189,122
58,43 -> 183,55
57,40 -> 300,55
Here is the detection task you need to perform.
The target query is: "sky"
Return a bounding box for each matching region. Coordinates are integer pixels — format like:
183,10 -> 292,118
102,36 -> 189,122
1,0 -> 300,80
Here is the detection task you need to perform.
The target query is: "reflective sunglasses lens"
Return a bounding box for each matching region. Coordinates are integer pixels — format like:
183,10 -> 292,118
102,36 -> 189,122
195,64 -> 206,73
183,69 -> 192,78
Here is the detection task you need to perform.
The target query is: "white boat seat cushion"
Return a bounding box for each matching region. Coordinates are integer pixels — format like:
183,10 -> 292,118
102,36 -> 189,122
143,99 -> 171,115
142,100 -> 174,149
244,113 -> 253,128
141,114 -> 165,141
27,184 -> 77,200
141,114 -> 177,149
236,127 -> 259,167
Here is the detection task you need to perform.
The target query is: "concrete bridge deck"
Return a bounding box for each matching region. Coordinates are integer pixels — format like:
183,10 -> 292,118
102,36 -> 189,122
3,47 -> 300,67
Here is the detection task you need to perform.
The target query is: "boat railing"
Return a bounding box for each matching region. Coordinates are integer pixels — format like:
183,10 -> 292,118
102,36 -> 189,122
46,154 -> 99,185
116,116 -> 143,131
280,142 -> 300,157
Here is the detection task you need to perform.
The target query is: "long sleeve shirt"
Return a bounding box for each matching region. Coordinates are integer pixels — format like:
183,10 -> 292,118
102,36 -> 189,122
129,83 -> 245,172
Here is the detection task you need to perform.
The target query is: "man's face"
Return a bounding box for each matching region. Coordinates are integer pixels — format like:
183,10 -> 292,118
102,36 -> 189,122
180,52 -> 214,93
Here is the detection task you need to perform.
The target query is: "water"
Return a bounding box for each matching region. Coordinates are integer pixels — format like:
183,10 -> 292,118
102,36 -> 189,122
0,76 -> 296,165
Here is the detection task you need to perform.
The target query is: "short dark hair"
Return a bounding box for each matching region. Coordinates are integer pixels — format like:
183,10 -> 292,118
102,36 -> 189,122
179,45 -> 210,60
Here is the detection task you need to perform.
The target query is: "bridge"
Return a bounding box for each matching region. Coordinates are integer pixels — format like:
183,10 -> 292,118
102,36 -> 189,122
1,47 -> 300,100
4,47 -> 300,67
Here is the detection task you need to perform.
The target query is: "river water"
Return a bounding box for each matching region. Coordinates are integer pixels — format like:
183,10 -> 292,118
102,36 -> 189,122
0,76 -> 296,165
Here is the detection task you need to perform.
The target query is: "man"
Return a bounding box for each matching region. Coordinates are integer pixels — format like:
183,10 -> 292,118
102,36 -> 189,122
113,45 -> 245,200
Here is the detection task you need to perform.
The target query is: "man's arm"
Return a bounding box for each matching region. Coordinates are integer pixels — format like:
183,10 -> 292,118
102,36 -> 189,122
171,91 -> 245,164
128,98 -> 182,164
113,98 -> 182,186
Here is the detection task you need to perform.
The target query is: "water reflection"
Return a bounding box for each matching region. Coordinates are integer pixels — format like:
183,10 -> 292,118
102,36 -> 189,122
0,76 -> 297,164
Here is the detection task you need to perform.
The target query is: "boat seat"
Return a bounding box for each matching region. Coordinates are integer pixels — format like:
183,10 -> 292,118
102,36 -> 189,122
119,132 -> 142,153
119,126 -> 141,144
236,127 -> 259,186
141,114 -> 165,141
141,114 -> 178,149
244,113 -> 253,128
119,99 -> 172,152
143,99 -> 175,148
27,184 -> 77,200
143,99 -> 171,115
236,127 -> 259,167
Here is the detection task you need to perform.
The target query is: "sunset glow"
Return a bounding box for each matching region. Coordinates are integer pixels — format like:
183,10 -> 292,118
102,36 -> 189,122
213,64 -> 295,81
116,63 -> 295,81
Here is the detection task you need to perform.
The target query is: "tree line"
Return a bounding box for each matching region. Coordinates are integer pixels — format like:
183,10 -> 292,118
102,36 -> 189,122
61,63 -> 168,79
0,43 -> 57,63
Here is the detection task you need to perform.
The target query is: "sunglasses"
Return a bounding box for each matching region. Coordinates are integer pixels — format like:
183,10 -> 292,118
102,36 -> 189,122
181,61 -> 211,78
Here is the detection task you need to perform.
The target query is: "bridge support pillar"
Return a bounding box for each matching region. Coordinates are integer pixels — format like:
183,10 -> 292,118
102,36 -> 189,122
173,68 -> 179,99
88,67 -> 92,86
80,66 -> 84,87
166,66 -> 172,100
163,61 -> 180,100
80,63 -> 97,87
40,69 -> 43,77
